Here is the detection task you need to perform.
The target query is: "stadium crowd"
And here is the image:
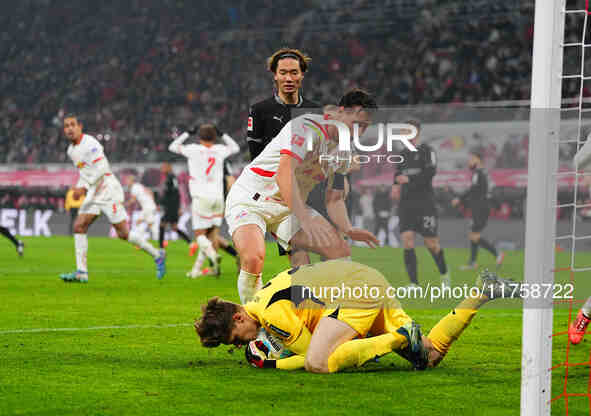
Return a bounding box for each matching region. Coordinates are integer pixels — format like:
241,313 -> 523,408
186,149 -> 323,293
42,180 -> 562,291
0,0 -> 536,165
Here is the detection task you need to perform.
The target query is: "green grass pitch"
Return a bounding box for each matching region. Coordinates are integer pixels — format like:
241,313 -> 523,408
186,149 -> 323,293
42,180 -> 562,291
1,236 -> 590,416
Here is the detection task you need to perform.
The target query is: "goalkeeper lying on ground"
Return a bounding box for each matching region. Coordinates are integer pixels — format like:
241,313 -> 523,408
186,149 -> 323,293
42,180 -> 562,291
194,260 -> 520,373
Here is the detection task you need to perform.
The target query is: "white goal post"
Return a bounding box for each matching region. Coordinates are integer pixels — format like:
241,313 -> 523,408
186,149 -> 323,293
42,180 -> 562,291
521,1 -> 565,415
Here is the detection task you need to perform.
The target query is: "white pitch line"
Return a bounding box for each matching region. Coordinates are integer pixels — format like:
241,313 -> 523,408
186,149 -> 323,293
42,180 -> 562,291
0,323 -> 192,335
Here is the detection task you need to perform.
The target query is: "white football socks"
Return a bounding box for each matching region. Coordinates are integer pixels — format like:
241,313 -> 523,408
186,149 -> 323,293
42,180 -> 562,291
150,222 -> 159,241
74,233 -> 88,273
191,250 -> 206,274
197,234 -> 218,262
128,229 -> 160,258
238,269 -> 263,304
582,296 -> 591,318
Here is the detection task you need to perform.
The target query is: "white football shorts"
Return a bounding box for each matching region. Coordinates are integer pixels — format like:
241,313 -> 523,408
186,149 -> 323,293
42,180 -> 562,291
225,183 -> 319,250
79,175 -> 128,224
192,196 -> 224,230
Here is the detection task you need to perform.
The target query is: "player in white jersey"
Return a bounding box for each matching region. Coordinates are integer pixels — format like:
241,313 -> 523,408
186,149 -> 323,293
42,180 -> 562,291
226,89 -> 380,303
169,124 -> 240,278
59,114 -> 166,282
127,176 -> 159,240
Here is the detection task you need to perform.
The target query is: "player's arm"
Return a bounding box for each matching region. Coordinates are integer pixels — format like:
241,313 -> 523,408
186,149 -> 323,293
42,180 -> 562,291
325,174 -> 379,248
220,132 -> 241,157
325,174 -> 351,233
454,172 -> 480,207
405,148 -> 436,190
168,130 -> 191,155
246,105 -> 265,160
246,301 -> 313,370
392,152 -> 407,198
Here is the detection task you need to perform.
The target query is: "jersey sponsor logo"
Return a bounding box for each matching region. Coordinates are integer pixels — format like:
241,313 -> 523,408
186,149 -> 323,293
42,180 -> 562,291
248,116 -> 253,131
273,115 -> 284,123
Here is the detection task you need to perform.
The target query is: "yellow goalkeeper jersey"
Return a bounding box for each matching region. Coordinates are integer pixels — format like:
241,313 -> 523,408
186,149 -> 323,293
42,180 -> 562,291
244,260 -> 410,353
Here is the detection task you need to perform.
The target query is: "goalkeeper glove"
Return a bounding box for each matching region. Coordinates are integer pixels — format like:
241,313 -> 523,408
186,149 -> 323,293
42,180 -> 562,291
245,340 -> 276,369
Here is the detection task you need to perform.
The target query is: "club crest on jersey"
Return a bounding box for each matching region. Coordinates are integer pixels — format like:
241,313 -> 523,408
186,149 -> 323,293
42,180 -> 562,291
235,210 -> 249,221
76,161 -> 86,169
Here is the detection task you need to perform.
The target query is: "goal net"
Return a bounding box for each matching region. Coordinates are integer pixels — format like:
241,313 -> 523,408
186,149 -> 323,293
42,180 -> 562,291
522,1 -> 591,415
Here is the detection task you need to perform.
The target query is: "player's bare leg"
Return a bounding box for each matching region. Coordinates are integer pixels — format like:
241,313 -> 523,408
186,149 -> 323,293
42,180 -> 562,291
305,318 -> 358,373
232,224 -> 265,303
401,231 -> 419,287
424,236 -> 450,288
112,219 -> 165,279
289,216 -> 350,260
210,230 -> 239,270
305,316 -> 419,374
60,213 -> 97,283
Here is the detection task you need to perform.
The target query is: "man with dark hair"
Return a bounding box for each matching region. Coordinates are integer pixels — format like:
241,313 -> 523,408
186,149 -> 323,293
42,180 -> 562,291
0,226 -> 24,257
194,261 -> 520,373
247,47 -> 319,268
169,124 -> 240,278
247,48 -> 316,159
393,120 -> 450,288
452,150 -> 504,269
227,89 -> 380,304
60,114 -> 165,282
158,162 -> 192,249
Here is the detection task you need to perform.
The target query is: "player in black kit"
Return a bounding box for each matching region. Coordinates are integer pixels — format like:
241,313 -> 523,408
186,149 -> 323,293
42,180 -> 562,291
452,150 -> 505,270
393,120 -> 450,288
158,162 -> 191,249
247,47 -> 318,267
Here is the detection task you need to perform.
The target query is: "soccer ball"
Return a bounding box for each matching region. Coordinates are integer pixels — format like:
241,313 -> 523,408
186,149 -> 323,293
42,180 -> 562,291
255,328 -> 290,359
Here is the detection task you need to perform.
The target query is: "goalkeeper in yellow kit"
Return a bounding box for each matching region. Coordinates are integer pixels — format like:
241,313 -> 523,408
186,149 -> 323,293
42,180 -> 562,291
195,260 -> 520,373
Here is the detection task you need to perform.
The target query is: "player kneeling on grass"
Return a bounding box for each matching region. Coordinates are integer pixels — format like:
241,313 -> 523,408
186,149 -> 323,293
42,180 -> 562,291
195,260 -> 520,373
60,114 -> 166,282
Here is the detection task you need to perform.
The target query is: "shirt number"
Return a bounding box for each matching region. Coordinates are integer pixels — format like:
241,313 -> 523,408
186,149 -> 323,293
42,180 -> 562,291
206,157 -> 216,175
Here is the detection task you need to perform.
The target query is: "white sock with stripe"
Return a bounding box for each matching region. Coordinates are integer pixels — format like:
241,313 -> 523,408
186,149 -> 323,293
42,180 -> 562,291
74,233 -> 88,273
128,229 -> 159,258
197,234 -> 217,262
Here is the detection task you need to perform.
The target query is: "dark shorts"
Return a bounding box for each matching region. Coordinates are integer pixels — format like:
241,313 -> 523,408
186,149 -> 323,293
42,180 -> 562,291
398,201 -> 438,237
162,203 -> 180,224
470,207 -> 490,233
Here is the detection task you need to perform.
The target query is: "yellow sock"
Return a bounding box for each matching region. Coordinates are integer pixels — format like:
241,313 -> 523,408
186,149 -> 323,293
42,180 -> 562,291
427,298 -> 479,356
327,332 -> 407,373
276,355 -> 305,371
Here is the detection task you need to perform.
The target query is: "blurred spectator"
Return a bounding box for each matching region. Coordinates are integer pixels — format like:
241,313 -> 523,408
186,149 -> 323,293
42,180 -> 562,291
0,0 -> 539,165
